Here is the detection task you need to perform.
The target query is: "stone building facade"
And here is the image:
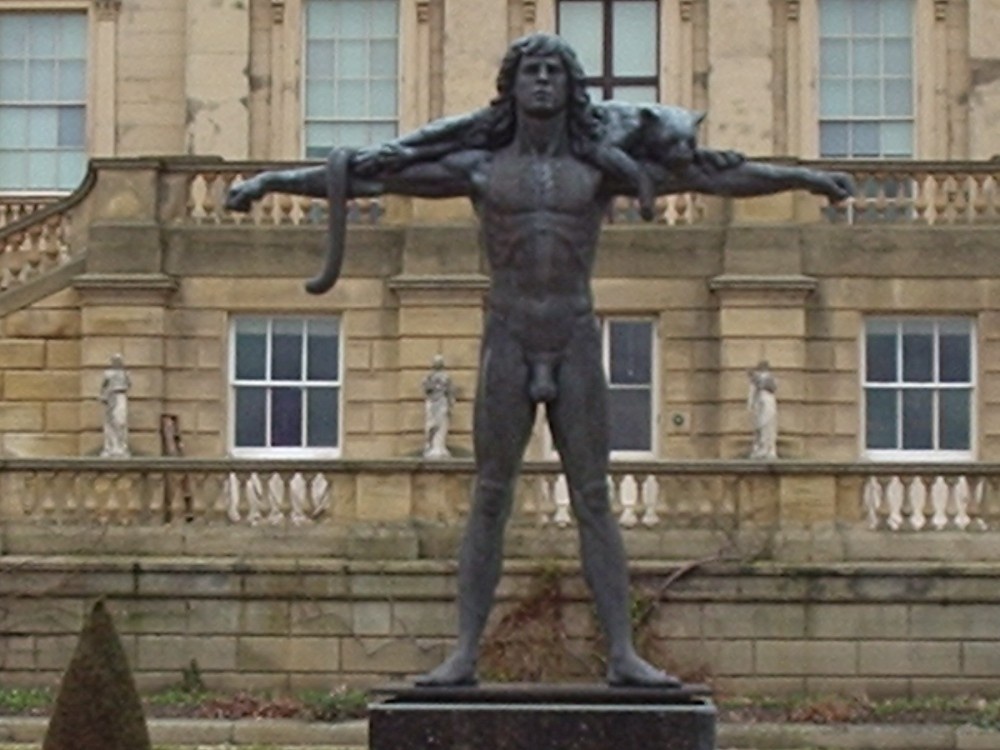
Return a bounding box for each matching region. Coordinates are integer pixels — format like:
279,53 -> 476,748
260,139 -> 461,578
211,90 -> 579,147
2,0 -> 1000,464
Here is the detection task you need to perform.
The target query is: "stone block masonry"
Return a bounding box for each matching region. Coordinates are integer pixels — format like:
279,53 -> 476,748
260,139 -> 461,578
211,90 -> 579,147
3,546 -> 1000,697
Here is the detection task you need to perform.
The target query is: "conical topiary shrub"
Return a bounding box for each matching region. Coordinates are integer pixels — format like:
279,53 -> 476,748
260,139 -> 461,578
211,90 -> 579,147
42,598 -> 151,750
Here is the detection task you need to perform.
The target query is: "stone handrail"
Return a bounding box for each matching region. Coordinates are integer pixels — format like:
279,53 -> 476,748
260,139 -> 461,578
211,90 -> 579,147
0,193 -> 62,229
2,458 -> 998,532
0,168 -> 97,294
167,159 -> 385,227
172,158 -> 1000,227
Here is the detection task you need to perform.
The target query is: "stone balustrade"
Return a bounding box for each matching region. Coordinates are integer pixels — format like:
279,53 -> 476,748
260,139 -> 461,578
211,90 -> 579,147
3,458 -> 998,533
0,194 -> 60,229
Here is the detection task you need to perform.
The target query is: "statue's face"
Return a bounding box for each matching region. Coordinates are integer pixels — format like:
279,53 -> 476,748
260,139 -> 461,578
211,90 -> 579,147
514,53 -> 568,117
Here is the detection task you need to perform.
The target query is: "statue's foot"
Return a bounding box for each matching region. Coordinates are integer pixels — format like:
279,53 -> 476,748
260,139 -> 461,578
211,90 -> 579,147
606,653 -> 681,688
414,651 -> 478,687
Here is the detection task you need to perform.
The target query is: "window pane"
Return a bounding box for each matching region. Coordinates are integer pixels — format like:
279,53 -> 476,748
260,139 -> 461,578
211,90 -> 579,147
28,60 -> 56,101
271,387 -> 303,447
59,14 -> 87,58
610,85 -> 658,104
337,40 -> 367,78
939,389 -> 970,450
820,0 -> 849,35
370,79 -> 397,117
902,322 -> 933,381
57,151 -> 85,189
819,121 -> 848,157
235,387 -> 266,447
330,121 -> 370,147
884,38 -> 912,76
58,60 -> 85,100
338,0 -> 368,37
307,40 -> 336,77
852,122 -> 879,156
852,1 -> 879,33
336,79 -> 367,117
58,107 -> 85,147
609,389 -> 651,451
866,330 -> 897,382
0,15 -> 27,59
0,151 -> 26,189
884,79 -> 912,117
609,321 -> 652,384
0,60 -> 25,100
939,329 -> 971,383
558,1 -> 603,76
820,79 -> 849,117
28,15 -> 58,58
370,39 -> 397,77
852,78 -> 880,116
370,0 -> 398,36
272,319 -> 303,380
307,388 -> 339,447
28,108 -> 57,147
306,81 -> 337,118
866,389 -> 897,449
306,0 -> 337,36
0,106 -> 28,145
27,151 -> 58,189
235,318 -> 267,379
821,39 -> 849,76
901,389 -> 933,449
612,2 -> 657,77
881,121 -> 912,156
307,319 -> 340,380
852,39 -> 879,76
882,0 -> 913,35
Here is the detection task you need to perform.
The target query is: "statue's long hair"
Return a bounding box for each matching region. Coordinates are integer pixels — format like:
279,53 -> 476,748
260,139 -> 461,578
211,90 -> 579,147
462,33 -> 603,158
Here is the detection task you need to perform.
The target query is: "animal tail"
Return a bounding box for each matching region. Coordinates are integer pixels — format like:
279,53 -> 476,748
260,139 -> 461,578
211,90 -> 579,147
305,147 -> 354,295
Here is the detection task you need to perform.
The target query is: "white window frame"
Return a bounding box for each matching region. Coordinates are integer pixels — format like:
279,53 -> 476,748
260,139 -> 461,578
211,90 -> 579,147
861,316 -> 975,462
0,7 -> 88,194
228,315 -> 344,459
300,0 -> 401,157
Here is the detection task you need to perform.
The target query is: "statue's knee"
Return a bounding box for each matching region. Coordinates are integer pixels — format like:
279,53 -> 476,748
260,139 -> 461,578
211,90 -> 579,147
572,479 -> 613,518
474,478 -> 514,519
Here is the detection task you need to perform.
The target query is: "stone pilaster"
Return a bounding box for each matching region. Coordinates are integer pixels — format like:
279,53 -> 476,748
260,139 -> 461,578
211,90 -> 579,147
710,273 -> 816,459
73,274 -> 177,457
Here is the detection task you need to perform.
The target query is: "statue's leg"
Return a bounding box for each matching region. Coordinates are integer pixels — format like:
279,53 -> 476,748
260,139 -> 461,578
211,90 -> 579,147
546,318 -> 679,687
417,317 -> 535,686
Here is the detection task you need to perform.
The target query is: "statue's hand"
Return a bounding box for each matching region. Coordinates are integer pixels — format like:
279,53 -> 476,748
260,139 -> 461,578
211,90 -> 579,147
694,148 -> 745,171
225,176 -> 267,213
353,142 -> 416,178
811,171 -> 855,203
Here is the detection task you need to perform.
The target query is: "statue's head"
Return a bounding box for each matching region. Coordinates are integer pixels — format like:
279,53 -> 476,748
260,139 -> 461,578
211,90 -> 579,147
485,33 -> 598,151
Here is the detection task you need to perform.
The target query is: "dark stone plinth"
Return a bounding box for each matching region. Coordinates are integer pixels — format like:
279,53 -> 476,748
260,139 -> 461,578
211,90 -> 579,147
369,683 -> 716,750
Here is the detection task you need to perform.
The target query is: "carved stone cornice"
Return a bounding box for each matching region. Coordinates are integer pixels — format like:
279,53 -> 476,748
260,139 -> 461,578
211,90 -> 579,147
271,0 -> 286,24
934,0 -> 949,21
523,0 -> 537,25
93,0 -> 122,22
416,0 -> 430,24
680,0 -> 694,22
787,0 -> 800,21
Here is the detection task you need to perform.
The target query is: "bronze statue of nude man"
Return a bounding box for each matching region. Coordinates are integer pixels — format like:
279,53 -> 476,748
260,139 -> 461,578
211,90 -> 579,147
227,33 -> 852,687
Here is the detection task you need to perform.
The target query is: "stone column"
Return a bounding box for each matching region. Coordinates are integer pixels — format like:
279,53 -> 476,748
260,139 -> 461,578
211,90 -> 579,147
90,0 -> 122,156
968,0 -> 1000,158
183,0 -> 251,158
705,0 -> 774,153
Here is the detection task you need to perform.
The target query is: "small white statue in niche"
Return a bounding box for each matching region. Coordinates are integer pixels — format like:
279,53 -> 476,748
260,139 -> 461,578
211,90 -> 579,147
100,353 -> 131,458
747,360 -> 778,460
423,354 -> 455,459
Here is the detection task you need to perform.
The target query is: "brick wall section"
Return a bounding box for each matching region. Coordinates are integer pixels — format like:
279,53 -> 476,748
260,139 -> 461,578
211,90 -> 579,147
3,549 -> 1000,697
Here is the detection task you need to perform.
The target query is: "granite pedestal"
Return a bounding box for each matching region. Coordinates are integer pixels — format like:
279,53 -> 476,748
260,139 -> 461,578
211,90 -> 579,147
369,683 -> 716,750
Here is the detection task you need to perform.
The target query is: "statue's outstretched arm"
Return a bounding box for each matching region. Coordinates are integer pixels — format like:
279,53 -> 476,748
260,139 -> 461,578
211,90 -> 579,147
225,150 -> 485,212
646,152 -> 854,203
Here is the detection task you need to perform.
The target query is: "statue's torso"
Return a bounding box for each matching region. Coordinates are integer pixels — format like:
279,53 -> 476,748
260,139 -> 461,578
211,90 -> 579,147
475,149 -> 607,354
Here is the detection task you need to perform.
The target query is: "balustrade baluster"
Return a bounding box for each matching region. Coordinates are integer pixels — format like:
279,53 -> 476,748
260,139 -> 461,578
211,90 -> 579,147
965,476 -> 987,530
903,475 -> 925,530
861,476 -> 882,529
952,476 -> 972,530
617,473 -> 638,528
924,476 -> 945,529
640,474 -> 660,528
265,471 -> 287,524
288,472 -> 310,525
882,476 -> 902,530
552,474 -> 572,527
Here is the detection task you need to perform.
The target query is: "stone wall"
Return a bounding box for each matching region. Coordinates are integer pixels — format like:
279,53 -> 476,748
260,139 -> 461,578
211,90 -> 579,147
6,214 -> 1000,461
3,542 -> 1000,698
